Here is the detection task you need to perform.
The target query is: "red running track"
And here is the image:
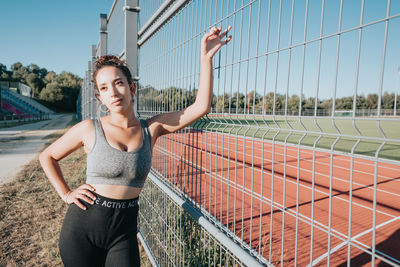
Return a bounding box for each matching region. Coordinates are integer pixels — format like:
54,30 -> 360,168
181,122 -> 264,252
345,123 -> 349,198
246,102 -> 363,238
152,130 -> 400,266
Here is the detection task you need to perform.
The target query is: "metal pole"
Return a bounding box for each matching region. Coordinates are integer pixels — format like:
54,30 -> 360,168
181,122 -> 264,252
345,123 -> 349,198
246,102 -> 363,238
84,70 -> 89,120
97,14 -> 108,118
137,231 -> 160,267
99,13 -> 108,56
87,59 -> 92,119
91,45 -> 97,119
395,66 -> 399,116
124,0 -> 139,116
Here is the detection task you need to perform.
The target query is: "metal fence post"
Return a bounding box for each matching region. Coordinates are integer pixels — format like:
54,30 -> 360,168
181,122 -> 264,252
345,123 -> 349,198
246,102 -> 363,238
97,14 -> 109,118
100,13 -> 108,56
124,0 -> 139,116
91,44 -> 97,119
87,60 -> 92,119
84,70 -> 89,120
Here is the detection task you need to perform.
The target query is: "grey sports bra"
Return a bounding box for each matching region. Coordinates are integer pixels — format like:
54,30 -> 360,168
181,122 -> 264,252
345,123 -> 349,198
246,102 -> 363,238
86,118 -> 152,188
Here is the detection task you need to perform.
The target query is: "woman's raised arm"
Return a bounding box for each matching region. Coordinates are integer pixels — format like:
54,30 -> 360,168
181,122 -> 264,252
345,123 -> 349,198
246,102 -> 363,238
147,26 -> 232,140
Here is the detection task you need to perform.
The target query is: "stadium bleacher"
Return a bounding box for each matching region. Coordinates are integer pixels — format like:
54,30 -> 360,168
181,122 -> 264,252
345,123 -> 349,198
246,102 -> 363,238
0,86 -> 54,117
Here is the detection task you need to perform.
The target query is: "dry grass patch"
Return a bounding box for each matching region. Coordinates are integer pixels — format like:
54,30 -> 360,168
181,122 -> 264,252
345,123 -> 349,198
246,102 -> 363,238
0,122 -> 151,266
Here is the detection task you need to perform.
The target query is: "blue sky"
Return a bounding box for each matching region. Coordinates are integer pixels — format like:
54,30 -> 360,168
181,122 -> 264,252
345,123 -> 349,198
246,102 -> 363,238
1,0 -> 399,100
217,0 -> 400,99
0,0 -> 113,78
138,0 -> 400,100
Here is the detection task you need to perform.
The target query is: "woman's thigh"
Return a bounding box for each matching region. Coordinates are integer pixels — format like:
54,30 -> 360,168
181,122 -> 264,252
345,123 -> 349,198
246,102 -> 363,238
59,203 -> 109,267
105,231 -> 140,267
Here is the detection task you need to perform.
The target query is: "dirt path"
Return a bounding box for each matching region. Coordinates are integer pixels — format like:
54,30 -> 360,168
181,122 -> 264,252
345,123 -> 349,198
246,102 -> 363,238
0,113 -> 74,184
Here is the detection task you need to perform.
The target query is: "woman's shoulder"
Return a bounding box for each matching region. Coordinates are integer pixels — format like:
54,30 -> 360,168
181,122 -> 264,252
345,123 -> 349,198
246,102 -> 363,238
72,119 -> 96,153
143,116 -> 159,131
67,119 -> 95,142
145,115 -> 162,127
73,118 -> 95,131
41,118 -> 96,158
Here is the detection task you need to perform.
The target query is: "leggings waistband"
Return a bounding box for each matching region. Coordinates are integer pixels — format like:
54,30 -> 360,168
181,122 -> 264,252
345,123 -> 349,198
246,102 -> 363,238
92,192 -> 139,209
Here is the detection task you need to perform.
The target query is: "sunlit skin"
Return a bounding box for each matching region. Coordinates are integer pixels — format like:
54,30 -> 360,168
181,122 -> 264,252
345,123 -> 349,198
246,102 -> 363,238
39,26 -> 232,210
96,67 -> 136,117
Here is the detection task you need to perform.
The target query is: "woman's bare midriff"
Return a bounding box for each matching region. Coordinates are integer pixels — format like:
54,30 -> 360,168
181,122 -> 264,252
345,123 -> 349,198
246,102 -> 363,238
90,184 -> 142,199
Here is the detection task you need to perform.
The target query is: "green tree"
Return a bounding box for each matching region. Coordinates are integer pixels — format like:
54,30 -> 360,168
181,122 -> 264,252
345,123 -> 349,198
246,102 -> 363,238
318,97 -> 332,110
215,93 -> 231,112
263,92 -> 275,112
0,64 -> 7,77
26,73 -> 44,96
2,62 -> 81,111
38,67 -> 48,79
44,71 -> 57,84
381,92 -> 394,109
27,64 -> 40,74
245,90 -> 262,112
55,72 -> 82,110
39,82 -> 64,102
335,96 -> 353,110
11,62 -> 28,83
287,94 -> 300,112
355,95 -> 366,109
274,93 -> 285,111
232,91 -> 245,110
0,64 -> 11,80
38,71 -> 82,111
366,94 -> 378,109
302,97 -> 315,110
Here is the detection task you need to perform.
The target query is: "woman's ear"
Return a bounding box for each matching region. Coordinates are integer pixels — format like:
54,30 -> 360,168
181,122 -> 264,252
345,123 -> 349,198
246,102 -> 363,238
95,92 -> 105,105
130,83 -> 136,96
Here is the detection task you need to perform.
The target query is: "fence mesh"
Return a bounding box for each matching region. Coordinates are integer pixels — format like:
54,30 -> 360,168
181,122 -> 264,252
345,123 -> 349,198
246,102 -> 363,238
77,0 -> 400,265
137,0 -> 400,266
138,174 -> 246,266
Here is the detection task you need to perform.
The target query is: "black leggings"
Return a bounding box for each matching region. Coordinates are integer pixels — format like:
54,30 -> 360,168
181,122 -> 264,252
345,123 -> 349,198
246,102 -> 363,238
59,192 -> 140,267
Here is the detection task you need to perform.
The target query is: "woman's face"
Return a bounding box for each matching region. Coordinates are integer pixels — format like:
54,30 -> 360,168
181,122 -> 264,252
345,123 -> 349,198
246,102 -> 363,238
95,66 -> 135,113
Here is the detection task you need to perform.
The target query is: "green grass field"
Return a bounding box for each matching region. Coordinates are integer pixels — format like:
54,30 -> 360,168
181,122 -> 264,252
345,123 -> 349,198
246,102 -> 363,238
191,115 -> 400,161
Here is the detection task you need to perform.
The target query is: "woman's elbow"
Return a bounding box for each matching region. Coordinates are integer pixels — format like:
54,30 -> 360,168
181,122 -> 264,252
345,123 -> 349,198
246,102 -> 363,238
39,151 -> 47,165
197,105 -> 211,117
203,107 -> 211,117
39,149 -> 52,165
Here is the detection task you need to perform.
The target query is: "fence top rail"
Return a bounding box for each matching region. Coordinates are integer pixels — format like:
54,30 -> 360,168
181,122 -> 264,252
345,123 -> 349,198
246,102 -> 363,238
138,0 -> 174,37
138,0 -> 189,47
107,0 -> 119,24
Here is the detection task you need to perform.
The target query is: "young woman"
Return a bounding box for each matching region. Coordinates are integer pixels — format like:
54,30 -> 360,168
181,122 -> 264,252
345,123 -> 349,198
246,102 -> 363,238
39,26 -> 232,267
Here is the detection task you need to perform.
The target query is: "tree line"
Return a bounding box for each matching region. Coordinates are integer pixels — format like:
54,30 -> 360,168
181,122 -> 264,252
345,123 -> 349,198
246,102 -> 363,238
0,62 -> 82,111
140,86 -> 400,113
3,60 -> 396,114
